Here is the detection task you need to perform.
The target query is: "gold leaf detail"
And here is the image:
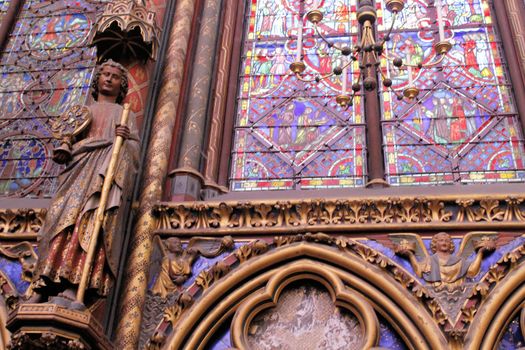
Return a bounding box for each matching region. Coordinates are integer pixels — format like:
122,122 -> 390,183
195,270 -> 213,290
461,306 -> 477,324
474,199 -> 504,222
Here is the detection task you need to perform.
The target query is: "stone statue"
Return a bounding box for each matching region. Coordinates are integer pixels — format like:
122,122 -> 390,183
392,232 -> 496,291
28,60 -> 140,307
151,236 -> 234,299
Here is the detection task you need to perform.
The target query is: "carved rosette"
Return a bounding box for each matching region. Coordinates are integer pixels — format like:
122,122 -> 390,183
92,0 -> 160,61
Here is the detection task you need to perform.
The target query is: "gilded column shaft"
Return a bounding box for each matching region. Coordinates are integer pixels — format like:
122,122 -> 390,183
203,0 -> 238,182
177,0 -> 223,171
115,0 -> 198,348
504,0 -> 525,83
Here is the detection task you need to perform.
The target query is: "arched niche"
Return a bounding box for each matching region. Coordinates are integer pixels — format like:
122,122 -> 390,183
164,242 -> 448,350
465,259 -> 525,350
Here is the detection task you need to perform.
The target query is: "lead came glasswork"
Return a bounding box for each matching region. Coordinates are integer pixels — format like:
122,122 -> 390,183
231,0 -> 525,190
0,1 -> 104,197
230,0 -> 367,191
379,0 -> 525,185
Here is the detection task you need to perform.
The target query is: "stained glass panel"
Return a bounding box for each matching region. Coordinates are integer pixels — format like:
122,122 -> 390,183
378,0 -> 525,185
0,0 -> 10,23
0,1 -> 107,197
230,0 -> 366,191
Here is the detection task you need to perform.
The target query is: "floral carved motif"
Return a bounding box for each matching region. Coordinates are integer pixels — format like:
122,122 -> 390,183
0,209 -> 46,236
154,196 -> 525,235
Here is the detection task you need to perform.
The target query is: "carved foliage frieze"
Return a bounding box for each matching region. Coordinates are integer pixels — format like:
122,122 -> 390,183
154,196 -> 525,234
0,209 -> 46,237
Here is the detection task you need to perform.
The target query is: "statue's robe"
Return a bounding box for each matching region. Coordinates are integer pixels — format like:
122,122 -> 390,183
422,253 -> 472,290
151,253 -> 192,299
34,102 -> 139,299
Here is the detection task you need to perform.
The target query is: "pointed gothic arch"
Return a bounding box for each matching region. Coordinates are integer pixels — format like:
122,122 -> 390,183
165,242 -> 448,350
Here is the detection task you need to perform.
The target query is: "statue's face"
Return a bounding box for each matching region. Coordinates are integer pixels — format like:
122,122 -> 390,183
434,233 -> 452,253
97,65 -> 122,98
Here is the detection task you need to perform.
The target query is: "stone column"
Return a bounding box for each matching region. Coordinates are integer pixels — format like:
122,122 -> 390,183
115,0 -> 198,348
504,0 -> 525,83
170,0 -> 224,201
494,0 -> 525,133
202,0 -> 239,195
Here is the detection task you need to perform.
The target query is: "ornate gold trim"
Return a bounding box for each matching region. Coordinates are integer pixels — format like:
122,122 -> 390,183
230,261 -> 379,349
115,0 -> 198,347
521,307 -> 525,341
7,303 -> 113,349
464,258 -> 525,350
154,195 -> 525,235
0,208 -> 46,239
164,242 -> 447,350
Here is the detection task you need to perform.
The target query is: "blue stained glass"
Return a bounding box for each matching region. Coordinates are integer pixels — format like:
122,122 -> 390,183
0,0 -> 104,198
378,0 -> 525,185
231,0 -> 366,191
498,314 -> 525,349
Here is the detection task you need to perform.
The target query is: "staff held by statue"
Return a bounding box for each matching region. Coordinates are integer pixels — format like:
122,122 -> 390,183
76,102 -> 131,303
28,60 -> 139,310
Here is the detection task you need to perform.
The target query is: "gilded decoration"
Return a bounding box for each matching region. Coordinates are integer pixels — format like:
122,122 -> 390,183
116,0 -> 198,346
7,303 -> 112,350
154,195 -> 525,235
139,236 -> 234,349
144,230 -> 525,349
0,209 -> 46,239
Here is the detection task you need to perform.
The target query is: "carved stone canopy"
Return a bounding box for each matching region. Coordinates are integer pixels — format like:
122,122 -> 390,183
92,0 -> 160,61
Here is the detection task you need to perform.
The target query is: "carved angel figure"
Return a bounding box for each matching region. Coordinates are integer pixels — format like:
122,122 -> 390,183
152,236 -> 233,299
392,232 -> 497,291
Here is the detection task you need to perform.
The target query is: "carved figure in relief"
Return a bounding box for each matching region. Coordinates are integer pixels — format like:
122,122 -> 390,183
27,60 -> 140,307
151,236 -> 234,299
392,232 -> 496,291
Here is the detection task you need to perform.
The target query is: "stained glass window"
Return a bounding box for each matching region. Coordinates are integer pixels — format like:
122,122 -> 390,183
230,0 -> 367,191
378,0 -> 525,185
0,1 -> 10,22
0,0 -> 106,197
230,0 -> 525,191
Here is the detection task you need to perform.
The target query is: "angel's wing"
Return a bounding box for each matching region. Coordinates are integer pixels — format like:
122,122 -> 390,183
154,235 -> 168,256
188,236 -> 234,258
386,233 -> 429,260
458,231 -> 517,258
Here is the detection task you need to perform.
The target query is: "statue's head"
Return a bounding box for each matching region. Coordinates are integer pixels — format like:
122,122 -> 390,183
430,232 -> 455,254
166,237 -> 183,254
91,59 -> 129,104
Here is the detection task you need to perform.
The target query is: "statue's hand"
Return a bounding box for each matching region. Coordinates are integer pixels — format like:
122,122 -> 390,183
52,146 -> 72,164
53,151 -> 70,164
115,125 -> 130,139
474,237 -> 496,254
394,240 -> 416,257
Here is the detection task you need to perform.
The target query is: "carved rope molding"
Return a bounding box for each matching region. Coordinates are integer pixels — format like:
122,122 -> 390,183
153,195 -> 525,235
0,208 -> 46,239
